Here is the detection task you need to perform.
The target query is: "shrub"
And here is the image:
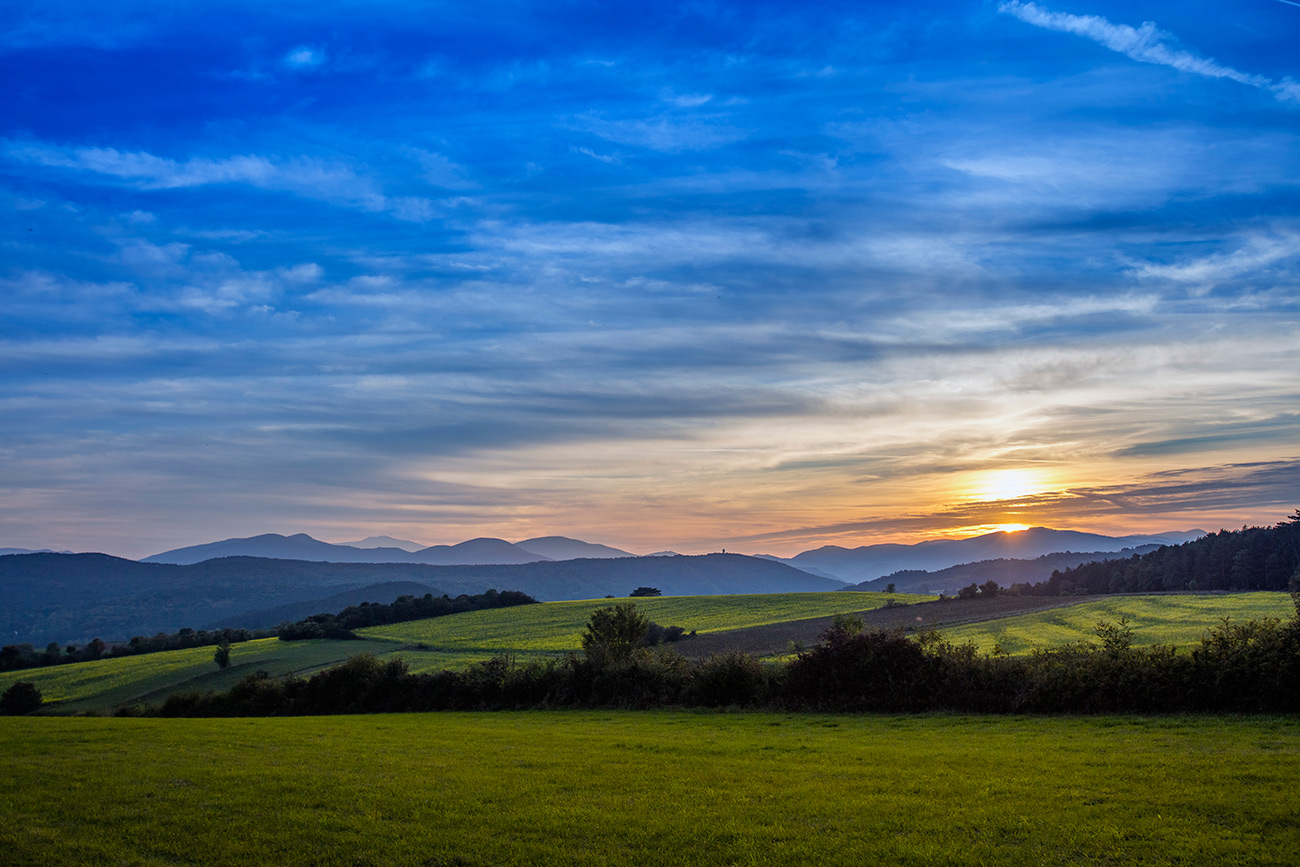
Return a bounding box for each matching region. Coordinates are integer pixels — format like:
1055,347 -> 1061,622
692,652 -> 771,707
0,681 -> 43,715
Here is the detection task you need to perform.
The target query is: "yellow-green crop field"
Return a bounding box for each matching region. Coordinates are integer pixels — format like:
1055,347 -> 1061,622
0,592 -> 916,712
359,590 -> 917,656
942,592 -> 1297,654
0,637 -> 405,714
2,712 -> 1298,866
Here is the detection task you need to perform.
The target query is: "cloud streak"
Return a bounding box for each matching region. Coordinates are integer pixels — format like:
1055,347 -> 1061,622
4,141 -> 436,221
998,2 -> 1300,104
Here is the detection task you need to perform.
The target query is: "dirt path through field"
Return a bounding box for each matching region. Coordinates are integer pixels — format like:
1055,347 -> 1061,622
675,595 -> 1101,657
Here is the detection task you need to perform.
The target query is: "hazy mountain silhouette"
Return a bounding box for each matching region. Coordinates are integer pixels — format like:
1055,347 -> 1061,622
142,533 -> 548,566
336,535 -> 426,552
410,537 -> 548,565
842,546 -> 1164,594
767,527 -> 1206,584
1,551 -> 844,644
515,536 -> 635,559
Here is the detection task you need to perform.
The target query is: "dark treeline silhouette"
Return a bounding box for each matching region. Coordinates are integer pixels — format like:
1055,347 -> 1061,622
0,626 -> 264,673
276,589 -> 538,640
155,596 -> 1300,717
1019,513 -> 1300,596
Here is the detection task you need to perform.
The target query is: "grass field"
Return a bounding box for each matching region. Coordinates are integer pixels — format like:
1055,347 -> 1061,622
359,591 -> 918,656
0,638 -> 406,714
0,592 -> 918,711
940,592 -> 1298,654
2,712 -> 1297,866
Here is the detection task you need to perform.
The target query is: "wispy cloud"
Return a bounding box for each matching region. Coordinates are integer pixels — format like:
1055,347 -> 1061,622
5,141 -> 436,221
283,45 -> 326,69
1128,230 -> 1300,292
998,1 -> 1300,104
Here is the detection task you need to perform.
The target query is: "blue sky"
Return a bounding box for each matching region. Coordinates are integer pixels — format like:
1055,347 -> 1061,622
3,0 -> 1299,557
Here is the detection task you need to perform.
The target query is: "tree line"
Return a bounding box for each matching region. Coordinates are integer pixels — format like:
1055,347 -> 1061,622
150,596 -> 1300,717
1021,513 -> 1300,595
275,589 -> 539,640
0,626 -> 266,673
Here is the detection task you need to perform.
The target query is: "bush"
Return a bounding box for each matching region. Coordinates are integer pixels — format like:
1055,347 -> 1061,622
0,681 -> 43,715
692,652 -> 771,707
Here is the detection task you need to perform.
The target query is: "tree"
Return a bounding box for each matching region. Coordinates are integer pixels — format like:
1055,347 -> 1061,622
629,586 -> 662,597
957,583 -> 980,599
0,681 -> 43,715
214,641 -> 232,669
980,580 -> 1000,598
885,583 -> 896,594
581,603 -> 650,662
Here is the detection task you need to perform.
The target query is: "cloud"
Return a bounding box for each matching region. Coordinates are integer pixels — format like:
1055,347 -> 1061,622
283,45 -> 325,69
575,114 -> 749,152
1128,231 -> 1300,291
725,460 -> 1300,547
998,1 -> 1300,105
5,141 -> 436,221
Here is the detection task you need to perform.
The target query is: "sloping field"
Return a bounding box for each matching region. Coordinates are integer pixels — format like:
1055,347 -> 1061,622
3,713 -> 1298,866
357,591 -> 923,662
0,593 -> 924,710
0,637 -> 404,713
942,592 -> 1296,654
678,594 -> 1088,658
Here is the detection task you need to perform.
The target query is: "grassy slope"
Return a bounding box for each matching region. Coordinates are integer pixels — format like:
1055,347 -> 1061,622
0,593 -> 917,710
0,638 -> 404,713
940,592 -> 1297,654
358,591 -> 918,663
2,712 -> 1298,867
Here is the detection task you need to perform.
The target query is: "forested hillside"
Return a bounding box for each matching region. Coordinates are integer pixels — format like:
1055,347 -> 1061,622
1030,513 -> 1300,595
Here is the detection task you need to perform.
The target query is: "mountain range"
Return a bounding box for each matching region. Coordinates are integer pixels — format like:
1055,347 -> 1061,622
140,534 -> 635,566
764,527 -> 1206,584
841,546 -> 1166,595
0,551 -> 840,645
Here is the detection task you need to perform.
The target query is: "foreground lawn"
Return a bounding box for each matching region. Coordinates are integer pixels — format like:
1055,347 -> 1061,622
941,592 -> 1297,654
1,712 -> 1297,866
360,590 -> 921,656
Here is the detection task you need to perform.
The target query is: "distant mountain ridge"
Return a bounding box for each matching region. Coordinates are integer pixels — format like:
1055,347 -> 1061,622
142,533 -> 549,566
0,551 -> 844,645
336,536 -> 426,552
842,546 -> 1165,595
764,527 -> 1207,584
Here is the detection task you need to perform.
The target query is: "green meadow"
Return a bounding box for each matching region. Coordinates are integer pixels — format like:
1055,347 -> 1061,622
0,637 -> 403,714
940,592 -> 1297,655
3,712 -> 1297,866
0,592 -> 915,712
359,590 -> 917,660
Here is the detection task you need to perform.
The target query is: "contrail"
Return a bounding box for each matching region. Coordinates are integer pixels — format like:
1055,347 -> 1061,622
1272,0 -> 1300,8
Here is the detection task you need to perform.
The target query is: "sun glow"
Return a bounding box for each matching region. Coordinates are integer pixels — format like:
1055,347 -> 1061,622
966,468 -> 1053,502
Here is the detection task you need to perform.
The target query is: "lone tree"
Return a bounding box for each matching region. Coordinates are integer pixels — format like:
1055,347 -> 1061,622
0,681 -> 43,715
213,641 -> 232,669
581,603 -> 650,663
629,586 -> 662,597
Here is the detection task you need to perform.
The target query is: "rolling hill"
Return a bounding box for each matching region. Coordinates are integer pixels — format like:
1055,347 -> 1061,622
0,551 -> 844,645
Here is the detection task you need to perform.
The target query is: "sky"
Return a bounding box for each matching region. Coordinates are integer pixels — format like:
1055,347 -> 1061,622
2,0 -> 1298,559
